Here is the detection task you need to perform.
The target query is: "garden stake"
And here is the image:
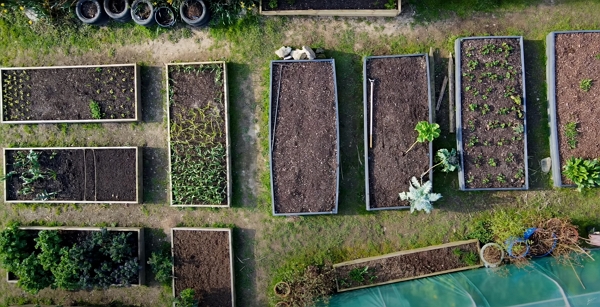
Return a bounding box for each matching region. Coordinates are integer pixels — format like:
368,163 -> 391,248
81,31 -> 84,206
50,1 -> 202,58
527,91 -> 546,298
271,65 -> 284,150
369,78 -> 375,148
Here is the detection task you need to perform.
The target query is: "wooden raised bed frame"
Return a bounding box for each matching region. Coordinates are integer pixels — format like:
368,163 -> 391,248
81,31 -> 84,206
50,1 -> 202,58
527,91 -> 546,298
333,239 -> 482,292
171,227 -> 235,307
166,61 -> 232,207
0,64 -> 140,124
454,36 -> 529,191
269,59 -> 340,216
363,54 -> 434,211
6,226 -> 145,286
2,147 -> 142,204
259,0 -> 401,16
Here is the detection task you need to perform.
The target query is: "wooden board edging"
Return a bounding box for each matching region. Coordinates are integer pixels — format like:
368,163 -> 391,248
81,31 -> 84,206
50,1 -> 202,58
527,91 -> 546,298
259,0 -> 401,16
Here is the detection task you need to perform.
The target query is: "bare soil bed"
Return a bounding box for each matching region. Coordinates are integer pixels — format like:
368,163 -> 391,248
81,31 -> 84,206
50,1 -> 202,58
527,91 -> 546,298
459,37 -> 527,189
168,63 -> 229,206
271,61 -> 338,214
4,148 -> 138,202
553,32 -> 600,184
366,55 -> 430,209
262,0 -> 396,10
334,240 -> 480,291
1,65 -> 136,122
172,229 -> 233,307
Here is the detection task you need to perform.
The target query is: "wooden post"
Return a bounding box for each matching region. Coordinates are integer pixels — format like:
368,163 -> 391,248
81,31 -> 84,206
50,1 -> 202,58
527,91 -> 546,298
449,53 -> 455,133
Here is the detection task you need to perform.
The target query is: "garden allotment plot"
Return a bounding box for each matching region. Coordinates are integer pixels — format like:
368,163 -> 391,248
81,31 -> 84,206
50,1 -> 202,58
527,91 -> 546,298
167,62 -> 231,207
269,60 -> 340,215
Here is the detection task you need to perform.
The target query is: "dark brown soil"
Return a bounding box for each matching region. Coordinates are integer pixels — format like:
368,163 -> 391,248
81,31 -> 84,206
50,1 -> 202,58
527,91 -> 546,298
173,229 -> 232,307
5,148 -> 137,202
271,61 -> 337,214
183,1 -> 203,19
482,244 -> 502,263
459,38 -> 526,189
107,0 -> 127,14
366,56 -> 430,209
262,0 -> 396,11
168,64 -> 227,205
1,66 -> 136,121
554,33 -> 600,184
81,1 -> 98,18
529,229 -> 555,257
155,7 -> 174,25
133,2 -> 151,19
335,242 -> 479,290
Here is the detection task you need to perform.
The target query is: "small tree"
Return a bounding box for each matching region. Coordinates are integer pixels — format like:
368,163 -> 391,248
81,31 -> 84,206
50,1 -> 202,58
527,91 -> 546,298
420,148 -> 460,178
399,177 -> 442,214
404,121 -> 440,155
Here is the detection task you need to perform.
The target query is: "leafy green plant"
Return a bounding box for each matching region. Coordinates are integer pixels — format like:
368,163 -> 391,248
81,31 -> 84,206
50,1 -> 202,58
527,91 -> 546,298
268,0 -> 277,9
467,220 -> 493,244
488,158 -> 497,167
481,104 -> 490,115
175,288 -> 198,307
399,177 -> 442,214
0,222 -> 29,274
580,79 -> 593,92
148,250 -> 172,285
463,251 -> 479,266
505,153 -> 514,163
467,60 -> 479,71
497,174 -> 506,183
515,168 -> 525,180
565,121 -> 578,149
421,148 -> 460,177
510,95 -> 521,105
89,100 -> 102,119
563,157 -> 600,191
384,0 -> 396,9
404,121 -> 440,155
468,103 -> 478,111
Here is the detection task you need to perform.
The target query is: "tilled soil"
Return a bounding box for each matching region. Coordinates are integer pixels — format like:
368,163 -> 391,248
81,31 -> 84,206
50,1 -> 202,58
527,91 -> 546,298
1,66 -> 136,121
554,32 -> 600,184
335,242 -> 479,290
366,56 -> 430,209
271,61 -> 337,214
5,148 -> 137,202
459,38 -> 527,189
262,0 -> 395,10
173,229 -> 232,307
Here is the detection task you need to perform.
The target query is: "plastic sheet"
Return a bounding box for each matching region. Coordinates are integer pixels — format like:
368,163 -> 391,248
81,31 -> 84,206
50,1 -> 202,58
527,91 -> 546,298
326,250 -> 600,307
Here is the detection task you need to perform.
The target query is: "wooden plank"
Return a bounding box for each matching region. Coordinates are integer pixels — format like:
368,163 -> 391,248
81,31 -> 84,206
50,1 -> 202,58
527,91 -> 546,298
449,53 -> 455,133
436,76 -> 448,111
259,0 -> 401,16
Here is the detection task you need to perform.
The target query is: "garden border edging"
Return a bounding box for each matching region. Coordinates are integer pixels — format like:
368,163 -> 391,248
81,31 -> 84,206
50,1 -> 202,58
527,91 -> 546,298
259,0 -> 401,17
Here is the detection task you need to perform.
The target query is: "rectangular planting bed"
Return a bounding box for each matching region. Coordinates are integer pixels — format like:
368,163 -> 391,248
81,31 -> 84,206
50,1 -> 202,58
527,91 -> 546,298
269,60 -> 340,216
171,228 -> 235,307
260,0 -> 401,17
333,239 -> 482,292
364,54 -> 433,211
455,36 -> 529,191
166,62 -> 231,207
5,226 -> 145,290
3,147 -> 142,204
547,31 -> 600,187
0,64 -> 140,123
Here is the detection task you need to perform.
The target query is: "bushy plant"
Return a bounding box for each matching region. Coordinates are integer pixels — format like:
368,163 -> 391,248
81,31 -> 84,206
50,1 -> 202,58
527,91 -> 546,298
35,230 -> 62,271
404,121 -> 440,155
15,254 -> 53,294
421,148 -> 460,177
175,288 -> 198,307
399,177 -> 442,214
563,157 -> 600,191
0,222 -> 29,273
148,250 -> 173,285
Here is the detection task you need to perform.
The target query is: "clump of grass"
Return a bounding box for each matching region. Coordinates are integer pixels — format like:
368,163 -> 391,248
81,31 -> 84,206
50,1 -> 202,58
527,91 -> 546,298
89,100 -> 102,119
565,121 -> 578,149
580,79 -> 593,92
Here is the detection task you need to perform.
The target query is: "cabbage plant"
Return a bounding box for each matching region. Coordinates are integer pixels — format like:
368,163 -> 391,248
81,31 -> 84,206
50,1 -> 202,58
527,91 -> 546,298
399,177 -> 442,214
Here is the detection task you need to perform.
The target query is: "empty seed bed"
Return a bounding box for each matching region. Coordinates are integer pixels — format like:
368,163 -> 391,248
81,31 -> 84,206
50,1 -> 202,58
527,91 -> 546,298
333,239 -> 481,292
547,31 -> 600,188
166,62 -> 231,207
364,54 -> 433,210
0,64 -> 140,123
455,36 -> 529,191
269,60 -> 340,215
4,226 -> 145,290
3,147 -> 141,204
171,228 -> 235,307
260,0 -> 401,16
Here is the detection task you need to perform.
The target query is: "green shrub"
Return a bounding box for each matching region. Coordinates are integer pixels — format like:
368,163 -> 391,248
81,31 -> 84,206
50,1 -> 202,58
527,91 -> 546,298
148,250 -> 173,285
563,157 -> 600,191
15,254 -> 53,294
175,288 -> 198,307
0,222 -> 29,273
467,220 -> 494,244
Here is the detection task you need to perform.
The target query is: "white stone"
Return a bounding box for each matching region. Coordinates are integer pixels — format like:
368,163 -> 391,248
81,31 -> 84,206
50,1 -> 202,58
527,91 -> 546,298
25,8 -> 39,22
275,46 -> 292,58
291,49 -> 304,60
302,46 -> 316,60
541,157 -> 551,173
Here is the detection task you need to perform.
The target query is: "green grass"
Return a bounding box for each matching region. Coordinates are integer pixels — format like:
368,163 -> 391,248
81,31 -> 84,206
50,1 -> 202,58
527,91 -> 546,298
409,0 -> 543,22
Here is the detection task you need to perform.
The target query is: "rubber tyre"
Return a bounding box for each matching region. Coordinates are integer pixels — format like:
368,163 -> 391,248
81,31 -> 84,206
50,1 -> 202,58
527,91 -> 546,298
76,0 -> 110,26
154,6 -> 176,28
104,0 -> 132,22
131,0 -> 155,26
180,0 -> 210,27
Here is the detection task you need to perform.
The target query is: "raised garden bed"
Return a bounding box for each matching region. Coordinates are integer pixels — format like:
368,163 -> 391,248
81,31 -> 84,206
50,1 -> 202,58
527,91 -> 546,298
166,62 -> 231,207
0,64 -> 140,123
4,226 -> 145,291
260,0 -> 400,17
269,60 -> 340,216
455,36 -> 529,191
171,227 -> 235,307
3,147 -> 142,204
333,239 -> 482,292
364,54 -> 433,211
547,31 -> 600,187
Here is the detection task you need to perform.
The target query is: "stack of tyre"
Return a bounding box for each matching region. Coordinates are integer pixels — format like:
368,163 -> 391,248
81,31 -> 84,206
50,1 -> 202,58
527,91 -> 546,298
76,0 -> 210,27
